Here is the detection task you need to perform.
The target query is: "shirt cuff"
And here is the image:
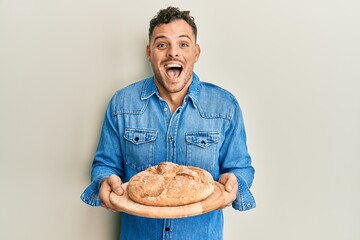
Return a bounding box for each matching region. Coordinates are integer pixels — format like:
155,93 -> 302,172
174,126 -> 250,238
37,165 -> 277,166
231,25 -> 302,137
232,175 -> 256,211
80,175 -> 109,207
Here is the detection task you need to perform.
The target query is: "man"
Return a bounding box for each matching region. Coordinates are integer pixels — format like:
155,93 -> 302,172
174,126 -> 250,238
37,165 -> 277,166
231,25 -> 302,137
81,6 -> 255,240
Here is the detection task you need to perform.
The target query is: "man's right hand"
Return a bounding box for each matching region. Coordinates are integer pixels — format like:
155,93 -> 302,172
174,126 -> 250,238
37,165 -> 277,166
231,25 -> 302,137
99,174 -> 124,212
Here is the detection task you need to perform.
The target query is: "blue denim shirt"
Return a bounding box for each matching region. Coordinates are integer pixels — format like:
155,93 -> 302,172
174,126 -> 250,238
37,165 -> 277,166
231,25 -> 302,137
81,73 -> 255,240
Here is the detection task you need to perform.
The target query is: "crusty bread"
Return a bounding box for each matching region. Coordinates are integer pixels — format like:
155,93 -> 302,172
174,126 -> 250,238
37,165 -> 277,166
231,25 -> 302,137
127,162 -> 215,206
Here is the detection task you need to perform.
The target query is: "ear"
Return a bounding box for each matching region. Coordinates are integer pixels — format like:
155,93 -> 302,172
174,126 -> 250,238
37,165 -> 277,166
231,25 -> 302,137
195,44 -> 201,62
146,45 -> 151,61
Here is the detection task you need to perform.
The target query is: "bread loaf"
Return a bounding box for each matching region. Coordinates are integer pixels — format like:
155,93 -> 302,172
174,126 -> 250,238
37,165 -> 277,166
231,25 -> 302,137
127,162 -> 215,206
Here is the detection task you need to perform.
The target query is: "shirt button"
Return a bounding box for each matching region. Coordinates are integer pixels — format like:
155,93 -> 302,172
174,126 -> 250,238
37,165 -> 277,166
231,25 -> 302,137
165,227 -> 170,231
246,203 -> 252,208
163,107 -> 168,112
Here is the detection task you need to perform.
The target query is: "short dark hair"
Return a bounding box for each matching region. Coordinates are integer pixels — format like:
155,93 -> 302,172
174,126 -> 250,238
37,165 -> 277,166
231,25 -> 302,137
149,6 -> 197,42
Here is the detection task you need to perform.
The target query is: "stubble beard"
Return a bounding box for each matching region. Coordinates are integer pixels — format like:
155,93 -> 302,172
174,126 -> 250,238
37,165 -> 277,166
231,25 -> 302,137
154,70 -> 192,94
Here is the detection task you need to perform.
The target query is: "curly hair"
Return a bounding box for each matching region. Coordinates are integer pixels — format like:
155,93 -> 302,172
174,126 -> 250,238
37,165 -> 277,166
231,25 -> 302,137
149,6 -> 197,42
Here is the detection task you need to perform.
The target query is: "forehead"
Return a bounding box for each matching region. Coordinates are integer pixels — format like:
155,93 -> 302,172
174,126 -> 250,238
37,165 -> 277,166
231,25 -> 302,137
151,19 -> 195,41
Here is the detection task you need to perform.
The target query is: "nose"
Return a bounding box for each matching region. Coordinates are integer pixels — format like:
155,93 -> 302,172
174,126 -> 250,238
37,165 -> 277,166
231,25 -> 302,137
167,45 -> 179,58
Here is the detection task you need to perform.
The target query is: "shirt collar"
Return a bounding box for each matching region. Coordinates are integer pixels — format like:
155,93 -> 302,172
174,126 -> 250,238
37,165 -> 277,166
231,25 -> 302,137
141,72 -> 201,109
186,72 -> 201,109
141,76 -> 158,100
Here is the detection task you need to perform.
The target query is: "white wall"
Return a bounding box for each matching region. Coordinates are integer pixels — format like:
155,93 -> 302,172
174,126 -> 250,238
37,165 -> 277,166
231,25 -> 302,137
1,0 -> 359,239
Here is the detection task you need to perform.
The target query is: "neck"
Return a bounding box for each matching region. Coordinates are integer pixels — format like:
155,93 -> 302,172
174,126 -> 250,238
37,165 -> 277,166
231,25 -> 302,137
159,90 -> 186,113
155,80 -> 192,113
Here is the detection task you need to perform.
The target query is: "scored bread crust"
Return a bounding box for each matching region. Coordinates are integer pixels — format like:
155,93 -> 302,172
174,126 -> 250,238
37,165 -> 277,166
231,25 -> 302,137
127,162 -> 215,207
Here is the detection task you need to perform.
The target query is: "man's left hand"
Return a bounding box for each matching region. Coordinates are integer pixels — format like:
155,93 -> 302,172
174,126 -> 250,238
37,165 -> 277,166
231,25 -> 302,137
217,173 -> 238,210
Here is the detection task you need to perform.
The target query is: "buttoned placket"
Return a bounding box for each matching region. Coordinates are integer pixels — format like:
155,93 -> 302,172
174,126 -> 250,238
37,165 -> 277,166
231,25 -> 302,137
159,98 -> 184,240
162,218 -> 173,240
160,101 -> 182,164
166,111 -> 179,163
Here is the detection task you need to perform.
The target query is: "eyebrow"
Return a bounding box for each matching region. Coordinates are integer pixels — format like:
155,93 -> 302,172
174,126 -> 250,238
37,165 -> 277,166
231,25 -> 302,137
153,34 -> 193,42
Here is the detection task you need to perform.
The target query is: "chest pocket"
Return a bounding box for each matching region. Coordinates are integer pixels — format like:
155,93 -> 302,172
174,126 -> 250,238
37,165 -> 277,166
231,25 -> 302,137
124,128 -> 157,172
185,131 -> 220,172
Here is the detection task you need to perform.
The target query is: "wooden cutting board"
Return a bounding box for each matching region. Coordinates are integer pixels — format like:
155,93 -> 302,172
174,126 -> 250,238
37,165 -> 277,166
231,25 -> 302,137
109,182 -> 229,218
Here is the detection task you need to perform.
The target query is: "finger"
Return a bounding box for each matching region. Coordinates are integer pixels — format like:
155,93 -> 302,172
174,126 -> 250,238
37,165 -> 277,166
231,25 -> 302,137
225,174 -> 238,192
108,174 -> 124,195
99,179 -> 113,209
217,192 -> 235,210
219,173 -> 237,192
217,202 -> 232,210
218,174 -> 228,185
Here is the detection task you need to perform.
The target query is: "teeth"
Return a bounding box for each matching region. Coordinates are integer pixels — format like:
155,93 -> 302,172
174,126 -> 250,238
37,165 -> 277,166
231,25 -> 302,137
166,63 -> 181,68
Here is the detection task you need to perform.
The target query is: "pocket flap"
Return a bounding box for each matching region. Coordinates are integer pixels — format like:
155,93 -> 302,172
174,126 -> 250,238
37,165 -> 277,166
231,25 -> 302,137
124,128 -> 157,144
186,132 -> 220,148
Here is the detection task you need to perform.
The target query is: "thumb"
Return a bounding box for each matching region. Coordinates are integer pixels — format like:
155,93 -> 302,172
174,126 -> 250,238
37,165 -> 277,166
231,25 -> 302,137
218,174 -> 228,185
219,173 -> 237,192
108,174 -> 124,195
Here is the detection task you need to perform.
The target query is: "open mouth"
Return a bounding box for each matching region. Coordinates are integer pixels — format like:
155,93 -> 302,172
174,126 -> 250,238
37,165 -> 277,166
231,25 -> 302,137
165,63 -> 183,79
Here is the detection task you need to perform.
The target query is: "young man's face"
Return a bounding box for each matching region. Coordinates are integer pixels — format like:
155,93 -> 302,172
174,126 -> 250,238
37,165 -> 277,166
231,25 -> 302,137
147,19 -> 200,97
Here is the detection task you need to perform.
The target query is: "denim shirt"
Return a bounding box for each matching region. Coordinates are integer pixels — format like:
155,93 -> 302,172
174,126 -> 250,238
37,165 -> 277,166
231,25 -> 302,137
81,73 -> 256,240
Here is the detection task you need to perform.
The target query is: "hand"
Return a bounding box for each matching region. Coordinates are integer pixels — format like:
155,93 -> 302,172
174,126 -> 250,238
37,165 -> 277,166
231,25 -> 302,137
99,174 -> 124,212
217,173 -> 238,210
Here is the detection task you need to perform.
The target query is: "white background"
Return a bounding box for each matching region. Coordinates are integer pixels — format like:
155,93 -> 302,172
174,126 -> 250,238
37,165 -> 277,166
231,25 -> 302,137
1,0 -> 359,239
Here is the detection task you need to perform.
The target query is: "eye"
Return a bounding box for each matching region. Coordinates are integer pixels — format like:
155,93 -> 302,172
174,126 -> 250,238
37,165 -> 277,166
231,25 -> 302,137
157,43 -> 167,49
180,43 -> 189,48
